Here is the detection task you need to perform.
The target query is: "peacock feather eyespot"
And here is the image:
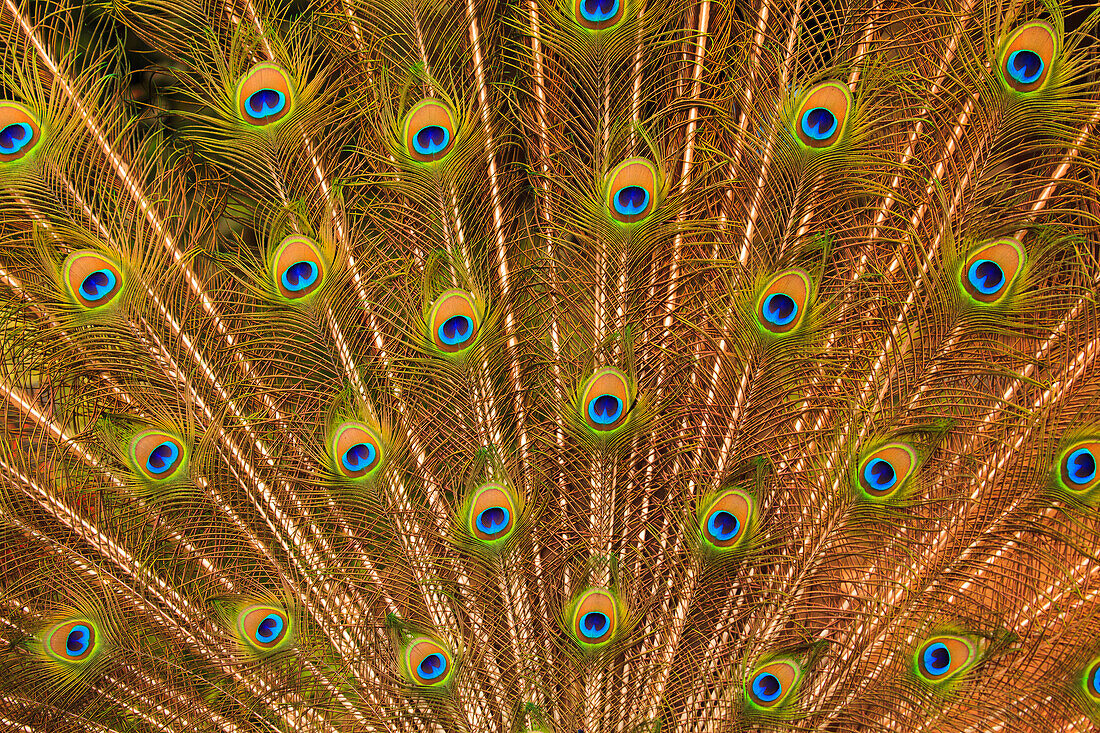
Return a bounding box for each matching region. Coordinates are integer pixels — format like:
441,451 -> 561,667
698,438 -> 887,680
403,637 -> 455,687
129,430 -> 188,483
1084,657 -> 1100,704
428,290 -> 481,355
237,605 -> 292,653
1055,439 -> 1100,499
271,235 -> 326,301
573,0 -> 624,31
914,635 -> 977,686
745,660 -> 801,711
403,100 -> 457,164
605,158 -> 659,225
0,102 -> 42,164
754,269 -> 811,337
569,588 -> 619,649
579,367 -> 632,432
62,251 -> 125,310
466,482 -> 518,546
331,421 -> 385,480
999,22 -> 1058,94
698,488 -> 754,553
792,81 -> 852,151
44,618 -> 101,664
236,64 -> 294,126
854,442 -> 916,503
959,238 -> 1025,306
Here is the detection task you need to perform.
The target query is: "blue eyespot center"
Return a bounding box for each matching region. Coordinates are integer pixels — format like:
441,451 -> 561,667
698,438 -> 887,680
762,293 -> 797,326
413,125 -> 450,156
588,394 -> 623,425
342,442 -> 377,472
282,261 -> 318,292
246,89 -> 286,119
418,652 -> 447,680
255,613 -> 284,643
968,259 -> 1004,295
1007,49 -> 1044,85
613,185 -> 650,217
864,458 -> 897,491
580,611 -> 610,638
439,315 -> 474,346
0,122 -> 33,155
923,642 -> 950,676
801,107 -> 837,141
707,510 -> 740,542
752,672 -> 782,702
66,625 -> 91,656
1067,448 -> 1096,485
80,269 -> 117,301
146,441 -> 179,474
1090,664 -> 1100,695
581,0 -> 619,22
476,506 -> 510,535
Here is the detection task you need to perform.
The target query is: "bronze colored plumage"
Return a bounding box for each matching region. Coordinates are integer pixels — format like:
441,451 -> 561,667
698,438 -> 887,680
1,0 -> 1100,730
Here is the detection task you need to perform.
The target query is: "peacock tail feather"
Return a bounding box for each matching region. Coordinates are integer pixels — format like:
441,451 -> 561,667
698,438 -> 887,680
1,0 -> 1099,730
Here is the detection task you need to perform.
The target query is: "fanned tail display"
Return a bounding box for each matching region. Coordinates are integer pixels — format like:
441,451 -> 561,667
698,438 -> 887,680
1,0 -> 1100,730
